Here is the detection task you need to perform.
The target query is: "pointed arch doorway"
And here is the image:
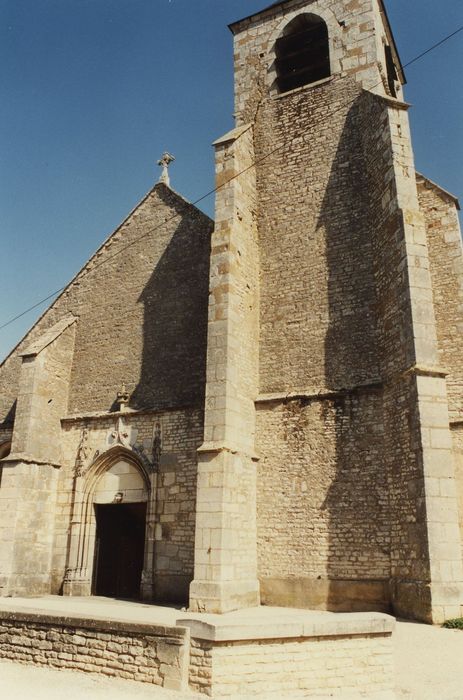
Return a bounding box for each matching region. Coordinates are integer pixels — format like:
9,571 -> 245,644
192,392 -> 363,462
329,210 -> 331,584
93,502 -> 147,599
63,446 -> 155,601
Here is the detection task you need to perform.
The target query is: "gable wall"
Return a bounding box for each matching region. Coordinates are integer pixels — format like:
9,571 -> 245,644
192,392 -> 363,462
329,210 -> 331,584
0,184 -> 213,424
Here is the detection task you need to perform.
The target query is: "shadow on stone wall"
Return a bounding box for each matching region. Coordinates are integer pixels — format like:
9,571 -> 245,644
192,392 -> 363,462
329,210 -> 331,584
131,187 -> 212,411
0,401 -> 16,429
319,92 -> 391,613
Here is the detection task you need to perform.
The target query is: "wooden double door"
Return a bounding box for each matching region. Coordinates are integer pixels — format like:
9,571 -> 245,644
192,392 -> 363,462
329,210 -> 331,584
93,502 -> 146,599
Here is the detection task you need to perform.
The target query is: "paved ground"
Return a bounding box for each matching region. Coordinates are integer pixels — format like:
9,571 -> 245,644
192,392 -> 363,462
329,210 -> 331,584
1,598 -> 463,698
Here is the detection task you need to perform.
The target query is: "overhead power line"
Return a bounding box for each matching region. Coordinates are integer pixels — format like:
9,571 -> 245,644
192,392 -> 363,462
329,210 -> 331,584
1,21 -> 462,334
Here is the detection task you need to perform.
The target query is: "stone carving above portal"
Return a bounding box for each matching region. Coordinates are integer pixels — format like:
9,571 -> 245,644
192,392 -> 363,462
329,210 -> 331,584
73,417 -> 160,479
152,421 -> 162,471
74,427 -> 90,477
108,417 -> 134,448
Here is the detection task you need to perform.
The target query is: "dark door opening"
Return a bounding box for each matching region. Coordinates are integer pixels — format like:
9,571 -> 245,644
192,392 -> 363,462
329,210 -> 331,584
93,502 -> 147,599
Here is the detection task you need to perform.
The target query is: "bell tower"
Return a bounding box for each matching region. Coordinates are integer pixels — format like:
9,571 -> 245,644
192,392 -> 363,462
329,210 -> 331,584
190,0 -> 463,622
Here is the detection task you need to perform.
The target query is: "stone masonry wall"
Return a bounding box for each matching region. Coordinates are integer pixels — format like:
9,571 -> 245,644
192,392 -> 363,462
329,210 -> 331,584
256,390 -> 389,610
0,184 -> 211,599
231,0 -> 463,620
0,462 -> 60,596
0,183 -> 213,423
189,633 -> 393,697
361,90 -> 463,622
452,426 -> 463,565
0,612 -> 189,691
418,179 -> 463,584
418,179 -> 463,422
190,124 -> 260,613
255,77 -> 379,395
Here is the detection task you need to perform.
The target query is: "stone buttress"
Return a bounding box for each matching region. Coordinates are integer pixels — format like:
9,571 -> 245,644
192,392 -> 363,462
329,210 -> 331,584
189,125 -> 260,613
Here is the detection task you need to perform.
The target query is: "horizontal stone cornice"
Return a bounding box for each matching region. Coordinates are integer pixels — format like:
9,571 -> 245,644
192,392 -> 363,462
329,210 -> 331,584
197,441 -> 259,462
61,403 -> 203,424
256,380 -> 383,405
0,452 -> 61,468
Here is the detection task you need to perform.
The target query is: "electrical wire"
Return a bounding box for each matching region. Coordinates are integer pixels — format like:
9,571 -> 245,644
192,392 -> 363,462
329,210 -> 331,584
1,21 -> 462,333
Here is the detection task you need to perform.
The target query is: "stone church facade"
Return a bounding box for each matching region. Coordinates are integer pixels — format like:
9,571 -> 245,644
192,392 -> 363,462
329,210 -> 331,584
1,0 -> 463,624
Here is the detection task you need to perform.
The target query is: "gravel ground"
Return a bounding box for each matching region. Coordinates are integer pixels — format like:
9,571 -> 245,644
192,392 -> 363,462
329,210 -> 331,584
394,620 -> 463,699
2,620 -> 463,699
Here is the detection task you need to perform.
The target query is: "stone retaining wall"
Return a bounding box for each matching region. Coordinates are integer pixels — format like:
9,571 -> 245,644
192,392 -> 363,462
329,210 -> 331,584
190,634 -> 393,698
0,607 -> 396,697
0,610 -> 189,691
181,611 -> 396,698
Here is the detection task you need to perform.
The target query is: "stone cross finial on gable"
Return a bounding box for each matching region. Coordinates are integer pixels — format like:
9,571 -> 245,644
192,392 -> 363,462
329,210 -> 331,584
157,152 -> 175,186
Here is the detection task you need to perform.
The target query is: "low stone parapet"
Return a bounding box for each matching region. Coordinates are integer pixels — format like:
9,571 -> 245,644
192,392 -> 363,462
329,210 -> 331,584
0,609 -> 189,691
178,611 -> 396,698
0,602 -> 396,697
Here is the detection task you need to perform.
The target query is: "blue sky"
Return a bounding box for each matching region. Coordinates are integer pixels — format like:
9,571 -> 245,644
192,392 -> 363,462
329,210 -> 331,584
1,0 -> 462,361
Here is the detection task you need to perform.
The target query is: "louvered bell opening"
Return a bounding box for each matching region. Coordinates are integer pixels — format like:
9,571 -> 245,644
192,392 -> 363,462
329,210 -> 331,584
275,18 -> 330,94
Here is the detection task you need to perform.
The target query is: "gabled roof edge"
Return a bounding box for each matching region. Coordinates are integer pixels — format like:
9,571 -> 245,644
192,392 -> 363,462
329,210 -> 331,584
0,183 -> 213,370
416,172 -> 461,211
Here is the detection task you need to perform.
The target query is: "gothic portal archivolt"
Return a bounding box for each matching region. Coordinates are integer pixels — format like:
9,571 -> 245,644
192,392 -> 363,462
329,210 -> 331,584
63,445 -> 156,599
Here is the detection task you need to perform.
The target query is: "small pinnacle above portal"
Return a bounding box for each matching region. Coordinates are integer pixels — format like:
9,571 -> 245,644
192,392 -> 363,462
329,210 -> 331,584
157,152 -> 175,186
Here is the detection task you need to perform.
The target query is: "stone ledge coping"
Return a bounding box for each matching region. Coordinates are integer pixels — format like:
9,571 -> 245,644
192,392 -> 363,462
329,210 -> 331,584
213,123 -> 252,147
372,92 -> 411,111
273,75 -> 334,100
0,452 -> 61,468
404,365 -> 448,379
0,608 -> 188,641
197,441 -> 259,461
176,611 -> 395,642
61,403 -> 202,423
256,381 -> 383,404
19,315 -> 77,358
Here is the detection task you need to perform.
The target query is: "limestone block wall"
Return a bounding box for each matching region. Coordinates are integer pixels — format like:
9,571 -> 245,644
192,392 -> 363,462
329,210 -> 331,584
229,0 -> 463,619
452,427 -> 463,566
418,178 -> 463,421
190,124 -> 261,613
189,633 -> 393,698
0,612 -> 189,691
255,78 -> 379,395
243,42 -> 390,609
419,177 -> 463,569
0,463 -> 60,596
0,316 -> 78,597
256,390 -> 389,611
10,317 -> 76,465
0,607 -> 395,698
361,90 -> 463,621
0,182 -> 211,600
0,431 -> 12,488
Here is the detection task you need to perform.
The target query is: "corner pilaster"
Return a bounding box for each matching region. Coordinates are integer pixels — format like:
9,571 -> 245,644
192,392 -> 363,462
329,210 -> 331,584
0,316 -> 76,596
189,125 -> 260,613
373,99 -> 463,622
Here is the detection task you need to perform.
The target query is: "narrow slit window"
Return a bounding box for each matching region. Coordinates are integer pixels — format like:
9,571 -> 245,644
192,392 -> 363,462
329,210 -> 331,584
384,45 -> 398,98
275,14 -> 330,94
